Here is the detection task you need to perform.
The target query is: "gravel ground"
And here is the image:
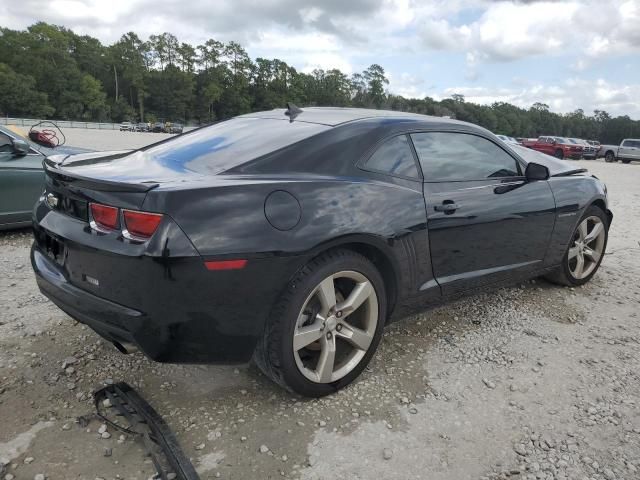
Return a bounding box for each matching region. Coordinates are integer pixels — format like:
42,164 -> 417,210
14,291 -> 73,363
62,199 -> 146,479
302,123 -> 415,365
0,131 -> 639,480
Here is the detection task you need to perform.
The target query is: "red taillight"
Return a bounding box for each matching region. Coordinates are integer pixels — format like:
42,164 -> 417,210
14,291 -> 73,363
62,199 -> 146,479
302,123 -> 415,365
90,203 -> 119,230
204,259 -> 248,271
123,209 -> 164,239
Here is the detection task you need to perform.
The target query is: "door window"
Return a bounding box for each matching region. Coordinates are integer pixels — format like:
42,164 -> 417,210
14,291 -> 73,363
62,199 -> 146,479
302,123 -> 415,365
364,135 -> 420,179
0,132 -> 12,153
411,132 -> 521,182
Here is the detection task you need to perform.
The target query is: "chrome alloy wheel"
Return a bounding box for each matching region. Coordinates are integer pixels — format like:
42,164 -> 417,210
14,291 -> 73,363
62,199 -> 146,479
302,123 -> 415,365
568,216 -> 606,280
293,271 -> 378,383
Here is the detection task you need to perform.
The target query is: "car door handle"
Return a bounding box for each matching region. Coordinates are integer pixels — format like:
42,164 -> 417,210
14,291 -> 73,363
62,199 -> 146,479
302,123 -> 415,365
434,202 -> 459,213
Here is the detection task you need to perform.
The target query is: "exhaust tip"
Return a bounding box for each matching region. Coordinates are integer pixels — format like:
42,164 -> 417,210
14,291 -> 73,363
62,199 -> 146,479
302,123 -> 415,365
113,341 -> 139,354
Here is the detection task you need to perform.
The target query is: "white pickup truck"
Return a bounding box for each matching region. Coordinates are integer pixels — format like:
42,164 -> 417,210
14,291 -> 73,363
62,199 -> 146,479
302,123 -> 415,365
600,139 -> 640,163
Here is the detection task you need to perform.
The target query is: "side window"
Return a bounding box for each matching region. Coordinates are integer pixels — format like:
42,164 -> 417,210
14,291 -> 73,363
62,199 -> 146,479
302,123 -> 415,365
0,132 -> 12,154
364,135 -> 420,179
411,132 -> 521,182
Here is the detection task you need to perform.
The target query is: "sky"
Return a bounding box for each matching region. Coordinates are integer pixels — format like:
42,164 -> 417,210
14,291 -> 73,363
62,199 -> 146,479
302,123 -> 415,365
2,0 -> 639,118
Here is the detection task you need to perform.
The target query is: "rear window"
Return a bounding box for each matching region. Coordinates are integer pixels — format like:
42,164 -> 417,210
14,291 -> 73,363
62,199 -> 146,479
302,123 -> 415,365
140,118 -> 329,174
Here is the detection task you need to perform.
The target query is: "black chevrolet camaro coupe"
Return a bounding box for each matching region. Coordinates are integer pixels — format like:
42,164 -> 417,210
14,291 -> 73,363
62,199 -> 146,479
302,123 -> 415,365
31,107 -> 612,397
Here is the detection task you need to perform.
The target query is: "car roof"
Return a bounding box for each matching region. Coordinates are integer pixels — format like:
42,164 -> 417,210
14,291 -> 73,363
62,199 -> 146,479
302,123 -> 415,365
241,107 -> 468,128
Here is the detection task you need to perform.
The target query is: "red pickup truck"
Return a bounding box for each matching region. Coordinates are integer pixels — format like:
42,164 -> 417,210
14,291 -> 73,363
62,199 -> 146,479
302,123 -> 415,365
521,136 -> 584,159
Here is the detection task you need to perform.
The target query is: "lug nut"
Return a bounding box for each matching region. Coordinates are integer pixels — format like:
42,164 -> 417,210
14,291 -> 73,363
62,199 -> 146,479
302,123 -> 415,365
336,324 -> 343,332
326,332 -> 332,340
336,310 -> 343,318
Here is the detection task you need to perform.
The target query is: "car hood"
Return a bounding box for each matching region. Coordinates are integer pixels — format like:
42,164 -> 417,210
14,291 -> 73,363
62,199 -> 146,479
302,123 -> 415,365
511,145 -> 587,176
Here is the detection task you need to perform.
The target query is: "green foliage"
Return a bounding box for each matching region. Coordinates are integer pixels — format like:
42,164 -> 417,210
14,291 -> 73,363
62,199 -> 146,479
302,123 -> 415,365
0,22 -> 639,144
0,63 -> 54,117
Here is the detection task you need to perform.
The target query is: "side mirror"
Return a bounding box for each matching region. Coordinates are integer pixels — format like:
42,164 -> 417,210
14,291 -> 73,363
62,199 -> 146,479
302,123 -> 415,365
525,162 -> 550,181
11,138 -> 30,156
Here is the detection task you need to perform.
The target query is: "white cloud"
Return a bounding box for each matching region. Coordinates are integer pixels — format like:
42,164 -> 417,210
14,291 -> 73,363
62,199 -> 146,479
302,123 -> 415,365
438,78 -> 640,117
417,0 -> 640,63
301,53 -> 353,74
388,72 -> 428,98
1,0 -> 639,119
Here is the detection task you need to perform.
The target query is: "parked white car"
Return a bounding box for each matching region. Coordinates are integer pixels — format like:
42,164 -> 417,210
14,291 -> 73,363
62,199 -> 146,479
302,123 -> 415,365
496,134 -> 520,145
119,121 -> 133,132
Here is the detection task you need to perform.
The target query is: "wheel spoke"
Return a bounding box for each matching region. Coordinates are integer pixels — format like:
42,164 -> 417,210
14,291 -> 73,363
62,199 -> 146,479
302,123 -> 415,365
584,247 -> 601,263
336,322 -> 374,351
568,246 -> 579,260
336,281 -> 373,316
316,336 -> 336,382
293,319 -> 324,351
316,276 -> 337,314
585,222 -> 603,244
574,252 -> 585,278
578,220 -> 588,240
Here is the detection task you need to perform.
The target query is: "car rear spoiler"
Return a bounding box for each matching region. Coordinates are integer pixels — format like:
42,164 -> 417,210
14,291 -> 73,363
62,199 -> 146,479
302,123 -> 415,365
44,156 -> 159,193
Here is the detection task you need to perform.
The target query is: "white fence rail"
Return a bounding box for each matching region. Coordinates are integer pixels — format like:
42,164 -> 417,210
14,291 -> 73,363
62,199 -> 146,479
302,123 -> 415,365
1,117 -> 122,130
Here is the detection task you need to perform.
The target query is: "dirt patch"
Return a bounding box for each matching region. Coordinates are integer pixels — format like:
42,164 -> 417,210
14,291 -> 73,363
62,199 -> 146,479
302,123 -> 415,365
1,159 -> 639,480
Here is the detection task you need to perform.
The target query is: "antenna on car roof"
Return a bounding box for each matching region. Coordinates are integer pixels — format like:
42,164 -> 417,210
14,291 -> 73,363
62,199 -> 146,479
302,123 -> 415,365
284,103 -> 303,122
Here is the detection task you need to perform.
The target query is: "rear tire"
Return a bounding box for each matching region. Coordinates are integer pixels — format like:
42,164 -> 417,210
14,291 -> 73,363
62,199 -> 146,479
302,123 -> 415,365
254,249 -> 386,397
545,206 -> 609,286
621,159 -> 631,164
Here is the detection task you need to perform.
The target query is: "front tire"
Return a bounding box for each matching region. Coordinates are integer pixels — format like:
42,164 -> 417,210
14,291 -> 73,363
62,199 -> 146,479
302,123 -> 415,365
554,149 -> 564,159
605,151 -> 615,162
545,206 -> 608,286
254,249 -> 386,397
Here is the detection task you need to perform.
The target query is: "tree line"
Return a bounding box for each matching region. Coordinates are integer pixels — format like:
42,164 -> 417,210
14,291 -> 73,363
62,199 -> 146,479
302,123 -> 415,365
1,22 -> 638,144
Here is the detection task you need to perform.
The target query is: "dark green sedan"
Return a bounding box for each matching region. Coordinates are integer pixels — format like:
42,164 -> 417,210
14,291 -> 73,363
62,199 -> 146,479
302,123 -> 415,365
0,125 -> 90,230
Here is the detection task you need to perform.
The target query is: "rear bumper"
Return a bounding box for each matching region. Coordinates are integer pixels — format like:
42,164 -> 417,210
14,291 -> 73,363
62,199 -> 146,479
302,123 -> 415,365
33,247 -> 143,342
31,239 -> 302,364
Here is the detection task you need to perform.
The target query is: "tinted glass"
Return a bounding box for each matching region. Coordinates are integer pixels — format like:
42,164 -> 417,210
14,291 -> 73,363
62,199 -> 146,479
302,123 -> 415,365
138,117 -> 330,175
411,132 -> 520,181
365,135 -> 419,178
0,132 -> 12,153
622,140 -> 640,148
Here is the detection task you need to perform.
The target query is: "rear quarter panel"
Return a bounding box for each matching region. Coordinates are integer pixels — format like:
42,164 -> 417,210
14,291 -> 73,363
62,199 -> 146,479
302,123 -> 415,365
143,175 -> 432,303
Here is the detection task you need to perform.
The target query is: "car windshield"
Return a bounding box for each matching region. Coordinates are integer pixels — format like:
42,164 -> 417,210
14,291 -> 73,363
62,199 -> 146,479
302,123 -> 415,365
555,137 -> 569,143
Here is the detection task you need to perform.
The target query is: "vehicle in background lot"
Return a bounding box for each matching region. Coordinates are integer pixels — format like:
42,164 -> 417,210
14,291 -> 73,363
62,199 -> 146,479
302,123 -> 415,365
569,138 -> 597,159
119,122 -> 133,132
496,135 -> 520,145
587,140 -> 600,148
168,123 -> 184,134
30,107 -> 612,397
135,123 -> 149,132
600,139 -> 640,163
151,122 -> 165,133
521,136 -> 584,159
0,125 -> 91,230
